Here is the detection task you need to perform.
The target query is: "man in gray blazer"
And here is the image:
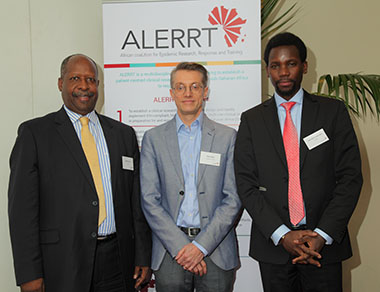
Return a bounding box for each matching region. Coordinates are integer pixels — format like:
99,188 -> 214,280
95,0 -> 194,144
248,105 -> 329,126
140,62 -> 241,292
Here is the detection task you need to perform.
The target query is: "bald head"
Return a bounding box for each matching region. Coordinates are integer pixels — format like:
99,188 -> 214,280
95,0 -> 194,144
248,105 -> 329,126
60,54 -> 98,79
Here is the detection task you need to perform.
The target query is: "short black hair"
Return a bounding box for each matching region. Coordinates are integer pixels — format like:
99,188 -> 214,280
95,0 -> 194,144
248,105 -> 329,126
60,54 -> 98,78
264,32 -> 307,65
170,62 -> 208,88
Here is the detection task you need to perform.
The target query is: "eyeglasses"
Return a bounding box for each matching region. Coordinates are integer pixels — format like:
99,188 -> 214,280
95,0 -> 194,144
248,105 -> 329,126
172,83 -> 204,95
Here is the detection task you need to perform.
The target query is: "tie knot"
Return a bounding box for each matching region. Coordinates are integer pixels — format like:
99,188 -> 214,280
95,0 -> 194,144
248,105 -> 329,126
281,101 -> 296,112
80,117 -> 89,126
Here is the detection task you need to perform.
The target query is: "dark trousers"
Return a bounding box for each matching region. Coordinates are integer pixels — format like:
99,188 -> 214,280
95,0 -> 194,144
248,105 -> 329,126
90,235 -> 128,292
259,260 -> 342,292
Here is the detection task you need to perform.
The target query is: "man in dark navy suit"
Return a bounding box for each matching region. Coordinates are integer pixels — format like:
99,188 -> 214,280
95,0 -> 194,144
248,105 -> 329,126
8,54 -> 151,292
234,33 -> 362,292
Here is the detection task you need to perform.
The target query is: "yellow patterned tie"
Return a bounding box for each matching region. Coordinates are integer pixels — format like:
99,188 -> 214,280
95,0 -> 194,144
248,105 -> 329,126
80,117 -> 107,226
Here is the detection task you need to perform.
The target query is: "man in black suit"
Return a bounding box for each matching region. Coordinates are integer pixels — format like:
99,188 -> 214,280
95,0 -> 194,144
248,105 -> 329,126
234,32 -> 362,291
8,54 -> 151,292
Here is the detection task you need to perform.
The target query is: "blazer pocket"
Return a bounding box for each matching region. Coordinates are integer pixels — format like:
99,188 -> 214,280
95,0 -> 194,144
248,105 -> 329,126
40,229 -> 60,244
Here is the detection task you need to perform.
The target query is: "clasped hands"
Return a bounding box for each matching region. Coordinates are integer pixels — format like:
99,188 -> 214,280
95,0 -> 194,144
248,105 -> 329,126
175,243 -> 207,276
280,230 -> 326,267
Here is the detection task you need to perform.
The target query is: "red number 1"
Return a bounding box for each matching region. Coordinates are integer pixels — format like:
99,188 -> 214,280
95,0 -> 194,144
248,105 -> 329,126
117,110 -> 122,122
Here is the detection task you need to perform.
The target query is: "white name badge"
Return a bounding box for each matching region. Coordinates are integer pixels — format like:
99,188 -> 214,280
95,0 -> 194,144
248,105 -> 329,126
122,156 -> 134,171
303,128 -> 329,150
199,151 -> 221,167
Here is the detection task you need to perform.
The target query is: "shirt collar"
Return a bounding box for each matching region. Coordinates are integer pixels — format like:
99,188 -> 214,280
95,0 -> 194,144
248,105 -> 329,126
175,111 -> 204,133
274,88 -> 304,108
63,105 -> 99,125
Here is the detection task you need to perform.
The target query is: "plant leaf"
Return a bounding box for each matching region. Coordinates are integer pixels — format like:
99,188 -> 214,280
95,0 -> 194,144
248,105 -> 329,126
314,74 -> 380,119
261,1 -> 297,40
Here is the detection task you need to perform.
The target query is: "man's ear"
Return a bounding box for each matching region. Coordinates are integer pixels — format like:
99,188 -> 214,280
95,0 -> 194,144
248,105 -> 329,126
58,77 -> 63,92
203,87 -> 209,101
265,66 -> 270,78
303,61 -> 308,74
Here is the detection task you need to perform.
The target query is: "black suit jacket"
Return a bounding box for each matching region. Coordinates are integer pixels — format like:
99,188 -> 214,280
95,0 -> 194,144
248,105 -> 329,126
8,107 -> 151,291
234,92 -> 362,264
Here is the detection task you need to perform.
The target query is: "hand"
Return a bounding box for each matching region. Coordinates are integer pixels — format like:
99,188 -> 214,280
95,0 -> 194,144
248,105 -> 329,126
21,278 -> 44,292
293,233 -> 325,267
134,266 -> 151,290
190,259 -> 207,276
175,243 -> 204,271
280,230 -> 318,260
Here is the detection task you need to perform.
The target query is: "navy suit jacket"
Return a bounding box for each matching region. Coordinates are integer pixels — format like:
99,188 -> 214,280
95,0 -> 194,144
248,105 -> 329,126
234,92 -> 362,264
8,107 -> 151,291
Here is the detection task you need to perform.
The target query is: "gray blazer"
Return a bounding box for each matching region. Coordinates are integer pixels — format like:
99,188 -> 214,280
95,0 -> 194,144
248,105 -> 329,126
140,113 -> 241,271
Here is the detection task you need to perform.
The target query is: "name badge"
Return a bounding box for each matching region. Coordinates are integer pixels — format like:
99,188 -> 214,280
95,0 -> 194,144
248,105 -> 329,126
122,156 -> 134,171
303,129 -> 329,150
199,151 -> 221,167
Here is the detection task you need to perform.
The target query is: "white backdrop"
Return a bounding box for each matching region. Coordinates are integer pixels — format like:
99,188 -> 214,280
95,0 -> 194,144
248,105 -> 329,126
103,0 -> 262,290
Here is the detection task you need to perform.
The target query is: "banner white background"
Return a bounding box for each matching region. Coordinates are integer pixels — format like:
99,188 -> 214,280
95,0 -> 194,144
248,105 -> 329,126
103,0 -> 262,290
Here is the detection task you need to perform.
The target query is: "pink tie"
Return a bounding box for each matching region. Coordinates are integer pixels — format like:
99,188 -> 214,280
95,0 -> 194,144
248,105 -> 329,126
281,102 -> 305,226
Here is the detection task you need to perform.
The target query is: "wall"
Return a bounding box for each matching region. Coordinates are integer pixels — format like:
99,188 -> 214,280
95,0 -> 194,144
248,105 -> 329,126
0,0 -> 378,291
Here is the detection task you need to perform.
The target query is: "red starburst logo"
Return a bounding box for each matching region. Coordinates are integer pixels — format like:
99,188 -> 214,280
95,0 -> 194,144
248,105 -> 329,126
208,6 -> 247,47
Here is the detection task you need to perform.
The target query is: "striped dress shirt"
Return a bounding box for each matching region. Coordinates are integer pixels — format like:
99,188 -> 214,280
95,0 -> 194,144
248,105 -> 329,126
64,106 -> 116,235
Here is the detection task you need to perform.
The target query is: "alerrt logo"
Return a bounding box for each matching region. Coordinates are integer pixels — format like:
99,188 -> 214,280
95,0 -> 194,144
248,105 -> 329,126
208,6 -> 247,47
120,5 -> 247,50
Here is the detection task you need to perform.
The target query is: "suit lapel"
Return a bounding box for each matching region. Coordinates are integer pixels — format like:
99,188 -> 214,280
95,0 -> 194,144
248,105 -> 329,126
300,92 -> 319,168
164,117 -> 185,185
262,98 -> 287,168
197,114 -> 215,186
54,107 -> 97,195
98,114 -> 119,201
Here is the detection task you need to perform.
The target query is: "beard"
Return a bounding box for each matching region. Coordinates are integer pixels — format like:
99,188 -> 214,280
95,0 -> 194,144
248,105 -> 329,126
274,79 -> 298,98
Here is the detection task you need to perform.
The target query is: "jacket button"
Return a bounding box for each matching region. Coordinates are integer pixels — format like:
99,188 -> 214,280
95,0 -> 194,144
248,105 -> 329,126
92,201 -> 98,206
91,232 -> 97,238
179,191 -> 184,196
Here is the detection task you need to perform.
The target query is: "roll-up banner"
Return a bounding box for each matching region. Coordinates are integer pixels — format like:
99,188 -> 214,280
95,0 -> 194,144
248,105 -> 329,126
103,0 -> 263,290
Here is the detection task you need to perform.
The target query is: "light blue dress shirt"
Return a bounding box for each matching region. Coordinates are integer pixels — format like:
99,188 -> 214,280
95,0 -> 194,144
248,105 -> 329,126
64,106 -> 116,236
270,90 -> 333,246
175,112 -> 208,255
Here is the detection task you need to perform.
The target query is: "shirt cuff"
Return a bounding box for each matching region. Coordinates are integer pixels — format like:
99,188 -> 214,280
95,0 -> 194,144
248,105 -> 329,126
192,240 -> 208,256
314,228 -> 333,245
271,224 -> 291,246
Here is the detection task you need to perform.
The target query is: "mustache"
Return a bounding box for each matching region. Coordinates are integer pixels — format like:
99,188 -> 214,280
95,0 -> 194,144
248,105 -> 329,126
72,91 -> 95,98
275,79 -> 295,85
